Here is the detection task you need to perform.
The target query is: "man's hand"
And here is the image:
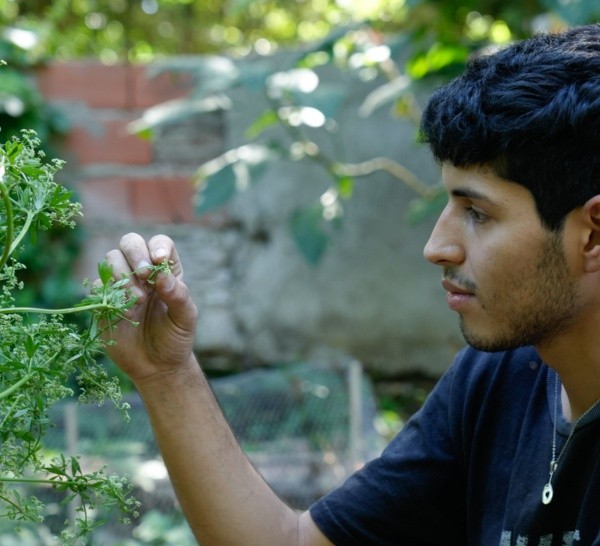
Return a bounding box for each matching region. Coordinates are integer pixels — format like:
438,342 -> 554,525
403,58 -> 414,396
99,233 -> 334,546
102,232 -> 198,384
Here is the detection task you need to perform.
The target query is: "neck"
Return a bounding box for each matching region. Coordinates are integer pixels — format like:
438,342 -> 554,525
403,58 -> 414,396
537,327 -> 600,421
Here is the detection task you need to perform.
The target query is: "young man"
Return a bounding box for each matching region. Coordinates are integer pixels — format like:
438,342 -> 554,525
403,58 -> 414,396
103,24 -> 600,545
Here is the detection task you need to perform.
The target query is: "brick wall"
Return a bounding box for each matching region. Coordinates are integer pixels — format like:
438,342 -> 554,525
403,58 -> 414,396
36,60 -> 219,227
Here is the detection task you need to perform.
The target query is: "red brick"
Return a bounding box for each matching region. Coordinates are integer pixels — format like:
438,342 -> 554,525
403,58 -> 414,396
36,61 -> 132,109
130,176 -> 196,223
131,64 -> 193,109
65,117 -> 152,166
77,176 -> 196,224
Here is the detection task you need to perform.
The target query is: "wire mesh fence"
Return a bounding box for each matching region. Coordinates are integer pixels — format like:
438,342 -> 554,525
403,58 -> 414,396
1,358 -> 383,545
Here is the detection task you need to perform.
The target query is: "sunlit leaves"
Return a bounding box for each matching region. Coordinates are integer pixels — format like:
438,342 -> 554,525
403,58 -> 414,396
5,0 -> 410,62
406,43 -> 470,80
245,110 -> 280,139
267,68 -> 319,97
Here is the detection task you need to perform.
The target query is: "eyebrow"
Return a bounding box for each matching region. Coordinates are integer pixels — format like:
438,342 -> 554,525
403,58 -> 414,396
450,187 -> 497,205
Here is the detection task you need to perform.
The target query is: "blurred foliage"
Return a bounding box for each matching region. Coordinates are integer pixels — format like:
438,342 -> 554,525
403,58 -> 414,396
0,22 -> 80,310
127,0 -> 598,262
374,376 -> 436,441
0,23 -> 67,152
3,0 -> 597,63
0,0 -> 432,62
115,510 -> 196,546
2,0 -> 598,262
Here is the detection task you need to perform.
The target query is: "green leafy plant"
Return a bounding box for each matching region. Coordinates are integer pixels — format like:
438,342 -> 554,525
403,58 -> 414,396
0,130 -> 168,543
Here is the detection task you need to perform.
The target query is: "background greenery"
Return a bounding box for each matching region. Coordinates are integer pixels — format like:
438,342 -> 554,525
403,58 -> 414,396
3,0 -> 598,61
2,1 -> 598,266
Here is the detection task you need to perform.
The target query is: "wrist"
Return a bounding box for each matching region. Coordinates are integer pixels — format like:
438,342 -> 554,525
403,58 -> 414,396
132,354 -> 203,394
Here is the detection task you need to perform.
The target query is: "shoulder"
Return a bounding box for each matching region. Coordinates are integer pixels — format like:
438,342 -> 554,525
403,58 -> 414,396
425,345 -> 547,432
440,345 -> 548,437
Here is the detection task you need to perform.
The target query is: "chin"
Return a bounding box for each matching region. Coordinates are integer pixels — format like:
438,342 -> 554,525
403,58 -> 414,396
461,324 -> 528,353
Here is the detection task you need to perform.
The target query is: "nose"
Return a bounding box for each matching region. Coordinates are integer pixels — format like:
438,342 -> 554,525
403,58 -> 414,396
423,204 -> 466,266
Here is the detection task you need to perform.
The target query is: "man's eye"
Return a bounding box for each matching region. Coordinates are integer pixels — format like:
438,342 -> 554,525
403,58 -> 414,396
465,206 -> 488,223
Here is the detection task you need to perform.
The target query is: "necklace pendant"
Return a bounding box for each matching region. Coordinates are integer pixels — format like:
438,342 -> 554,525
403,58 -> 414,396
542,482 -> 554,505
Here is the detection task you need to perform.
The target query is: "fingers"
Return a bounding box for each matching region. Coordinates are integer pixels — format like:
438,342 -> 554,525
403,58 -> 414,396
113,233 -> 197,331
117,233 -> 183,280
104,233 -> 186,306
148,234 -> 183,278
118,232 -> 154,281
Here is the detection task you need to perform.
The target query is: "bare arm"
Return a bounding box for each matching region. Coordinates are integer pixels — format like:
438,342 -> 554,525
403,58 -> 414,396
104,233 -> 333,546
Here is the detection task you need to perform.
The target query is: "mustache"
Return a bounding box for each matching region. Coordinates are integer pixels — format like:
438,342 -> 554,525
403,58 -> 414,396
443,267 -> 477,293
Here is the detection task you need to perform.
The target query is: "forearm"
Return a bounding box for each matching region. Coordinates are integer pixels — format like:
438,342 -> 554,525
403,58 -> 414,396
133,356 -> 300,545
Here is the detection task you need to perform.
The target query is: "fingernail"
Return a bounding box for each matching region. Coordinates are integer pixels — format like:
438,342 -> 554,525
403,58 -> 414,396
138,260 -> 151,271
153,248 -> 167,260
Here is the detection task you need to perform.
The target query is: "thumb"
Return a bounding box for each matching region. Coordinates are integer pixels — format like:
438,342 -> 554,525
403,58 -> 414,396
153,273 -> 198,331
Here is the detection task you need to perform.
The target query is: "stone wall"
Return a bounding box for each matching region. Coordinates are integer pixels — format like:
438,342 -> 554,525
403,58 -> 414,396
35,58 -> 464,378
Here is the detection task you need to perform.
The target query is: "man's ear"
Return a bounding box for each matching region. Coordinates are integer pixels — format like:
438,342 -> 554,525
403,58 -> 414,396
582,196 -> 600,272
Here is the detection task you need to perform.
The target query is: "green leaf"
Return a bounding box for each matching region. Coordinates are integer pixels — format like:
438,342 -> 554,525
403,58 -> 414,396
98,260 -> 114,286
406,44 -> 469,80
289,205 -> 330,265
70,456 -> 81,475
20,165 -> 44,177
195,165 -> 237,215
336,176 -> 354,199
245,109 -> 279,139
24,334 -> 37,358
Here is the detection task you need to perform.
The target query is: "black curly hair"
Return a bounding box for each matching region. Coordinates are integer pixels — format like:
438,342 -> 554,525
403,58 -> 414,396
420,24 -> 600,230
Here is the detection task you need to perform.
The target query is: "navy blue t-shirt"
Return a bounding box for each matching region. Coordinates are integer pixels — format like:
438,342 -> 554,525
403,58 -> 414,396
309,346 -> 600,545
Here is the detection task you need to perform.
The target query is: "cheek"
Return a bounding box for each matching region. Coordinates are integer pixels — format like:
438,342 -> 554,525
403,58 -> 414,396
473,246 -> 538,301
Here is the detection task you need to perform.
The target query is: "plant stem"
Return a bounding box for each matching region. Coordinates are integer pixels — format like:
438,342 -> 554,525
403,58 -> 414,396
0,303 -> 115,315
0,395 -> 22,430
0,180 -> 14,271
333,157 -> 435,197
0,476 -> 101,487
0,373 -> 34,400
9,210 -> 34,256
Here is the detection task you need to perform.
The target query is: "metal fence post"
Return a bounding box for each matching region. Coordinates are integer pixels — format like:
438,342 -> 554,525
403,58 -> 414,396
64,402 -> 79,526
347,360 -> 363,472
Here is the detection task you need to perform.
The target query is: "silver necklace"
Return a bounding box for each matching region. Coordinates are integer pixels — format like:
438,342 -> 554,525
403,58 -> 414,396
542,373 -> 560,505
541,374 -> 600,505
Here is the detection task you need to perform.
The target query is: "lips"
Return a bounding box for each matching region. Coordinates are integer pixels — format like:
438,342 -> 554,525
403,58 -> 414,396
442,278 -> 474,295
441,278 -> 475,311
